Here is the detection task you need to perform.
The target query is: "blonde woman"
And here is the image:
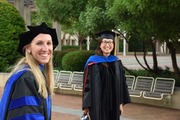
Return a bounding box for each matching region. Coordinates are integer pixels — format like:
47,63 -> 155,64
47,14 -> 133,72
0,22 -> 58,120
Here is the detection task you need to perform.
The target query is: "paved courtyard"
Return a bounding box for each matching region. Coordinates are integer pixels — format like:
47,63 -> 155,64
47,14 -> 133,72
118,54 -> 180,71
50,93 -> 180,120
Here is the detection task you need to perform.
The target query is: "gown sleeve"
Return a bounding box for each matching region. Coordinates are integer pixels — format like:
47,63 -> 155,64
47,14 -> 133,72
119,60 -> 131,105
6,71 -> 46,120
82,65 -> 92,110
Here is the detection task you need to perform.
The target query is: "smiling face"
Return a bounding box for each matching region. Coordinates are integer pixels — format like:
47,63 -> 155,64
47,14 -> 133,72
26,33 -> 53,64
100,39 -> 114,56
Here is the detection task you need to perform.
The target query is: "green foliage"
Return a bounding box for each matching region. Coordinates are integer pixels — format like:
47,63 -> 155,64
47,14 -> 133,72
0,2 -> 25,72
61,39 -> 97,51
31,11 -> 52,26
109,0 -> 180,41
81,40 -> 98,51
53,49 -> 78,70
79,6 -> 115,33
128,37 -> 144,52
89,40 -> 98,50
119,40 -> 123,52
0,0 -> 7,3
62,50 -> 94,71
53,46 -> 86,70
108,0 -> 180,73
35,0 -> 88,32
35,0 -> 180,74
62,45 -> 79,51
53,50 -> 71,70
35,0 -> 180,44
125,69 -> 151,77
35,0 -> 118,37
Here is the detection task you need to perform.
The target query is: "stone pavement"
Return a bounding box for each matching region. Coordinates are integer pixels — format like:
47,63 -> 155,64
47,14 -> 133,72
51,93 -> 180,120
118,54 -> 180,71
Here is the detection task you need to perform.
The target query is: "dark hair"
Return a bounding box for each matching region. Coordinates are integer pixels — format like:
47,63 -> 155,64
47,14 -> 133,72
95,38 -> 115,56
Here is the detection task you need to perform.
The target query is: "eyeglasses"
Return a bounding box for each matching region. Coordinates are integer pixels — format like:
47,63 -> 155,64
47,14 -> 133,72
101,40 -> 114,45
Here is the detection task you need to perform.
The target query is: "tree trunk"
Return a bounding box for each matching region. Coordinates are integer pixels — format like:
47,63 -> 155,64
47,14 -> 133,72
166,41 -> 180,74
78,34 -> 85,50
78,36 -> 82,50
150,39 -> 158,74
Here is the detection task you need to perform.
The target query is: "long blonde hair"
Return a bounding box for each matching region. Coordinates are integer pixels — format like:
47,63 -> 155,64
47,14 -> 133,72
8,50 -> 54,98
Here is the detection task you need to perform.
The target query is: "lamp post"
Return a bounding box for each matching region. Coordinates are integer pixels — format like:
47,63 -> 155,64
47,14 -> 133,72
87,36 -> 90,50
123,32 -> 126,56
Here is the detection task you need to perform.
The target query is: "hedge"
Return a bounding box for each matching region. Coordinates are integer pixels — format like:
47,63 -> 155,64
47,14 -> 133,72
62,50 -> 94,71
0,1 -> 25,72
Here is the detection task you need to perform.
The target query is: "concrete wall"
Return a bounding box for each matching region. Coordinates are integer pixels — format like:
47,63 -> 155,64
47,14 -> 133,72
0,73 -> 10,87
130,87 -> 180,110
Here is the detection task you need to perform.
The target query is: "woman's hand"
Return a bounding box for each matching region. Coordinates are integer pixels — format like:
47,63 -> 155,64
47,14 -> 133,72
120,104 -> 124,115
83,107 -> 89,114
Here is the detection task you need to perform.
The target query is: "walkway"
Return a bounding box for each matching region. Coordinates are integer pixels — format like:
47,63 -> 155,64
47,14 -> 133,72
51,93 -> 180,120
118,54 -> 180,71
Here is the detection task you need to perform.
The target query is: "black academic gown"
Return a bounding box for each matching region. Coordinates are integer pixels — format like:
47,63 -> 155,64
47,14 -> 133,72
0,70 -> 51,120
82,56 -> 131,120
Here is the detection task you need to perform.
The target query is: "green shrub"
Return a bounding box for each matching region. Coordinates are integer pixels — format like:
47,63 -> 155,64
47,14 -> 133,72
62,45 -> 79,51
53,49 -> 75,70
82,44 -> 87,50
62,50 -> 94,71
90,40 -> 98,50
0,1 -> 25,72
0,0 -> 7,3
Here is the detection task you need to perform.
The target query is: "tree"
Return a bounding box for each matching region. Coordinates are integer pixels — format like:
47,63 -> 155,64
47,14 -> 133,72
108,0 -> 180,74
0,1 -> 25,72
35,0 -> 88,49
34,0 -> 180,75
35,0 -> 118,49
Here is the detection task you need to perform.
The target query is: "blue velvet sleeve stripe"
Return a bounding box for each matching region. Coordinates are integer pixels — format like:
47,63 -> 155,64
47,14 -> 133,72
10,113 -> 44,120
46,96 -> 52,120
8,96 -> 41,110
0,70 -> 28,120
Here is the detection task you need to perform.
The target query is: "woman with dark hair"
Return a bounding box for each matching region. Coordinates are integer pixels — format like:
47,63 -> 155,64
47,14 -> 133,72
0,22 -> 58,120
95,37 -> 115,56
82,30 -> 131,120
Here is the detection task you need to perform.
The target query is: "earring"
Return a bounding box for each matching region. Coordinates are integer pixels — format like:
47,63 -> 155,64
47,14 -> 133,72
28,51 -> 31,54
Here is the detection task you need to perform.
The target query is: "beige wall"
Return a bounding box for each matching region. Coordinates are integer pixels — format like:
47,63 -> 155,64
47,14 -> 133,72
0,73 -> 10,87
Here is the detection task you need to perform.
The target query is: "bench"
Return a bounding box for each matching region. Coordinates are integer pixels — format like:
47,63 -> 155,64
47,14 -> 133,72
58,71 -> 73,90
143,77 -> 175,100
125,75 -> 135,90
71,71 -> 84,92
53,70 -> 60,88
129,76 -> 154,97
